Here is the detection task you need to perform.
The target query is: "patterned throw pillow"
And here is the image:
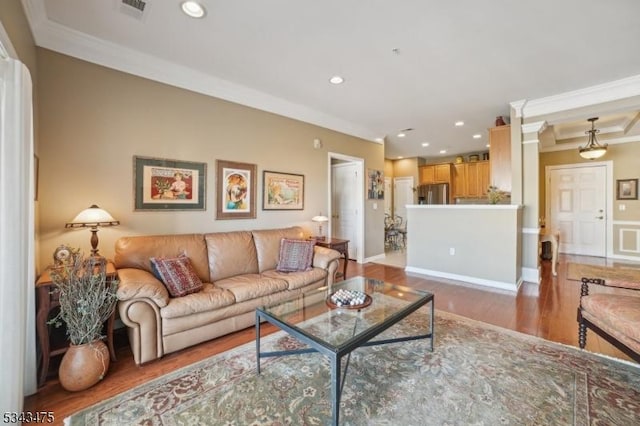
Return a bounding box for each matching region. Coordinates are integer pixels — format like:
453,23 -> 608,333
276,238 -> 315,272
150,255 -> 204,297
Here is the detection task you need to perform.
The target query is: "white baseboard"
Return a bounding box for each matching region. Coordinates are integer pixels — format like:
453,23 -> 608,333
607,253 -> 640,262
404,266 -> 521,293
521,267 -> 541,284
364,253 -> 385,263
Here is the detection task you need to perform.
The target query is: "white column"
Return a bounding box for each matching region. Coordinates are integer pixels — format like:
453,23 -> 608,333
520,121 -> 547,283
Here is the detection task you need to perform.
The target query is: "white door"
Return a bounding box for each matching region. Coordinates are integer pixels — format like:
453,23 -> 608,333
384,177 -> 392,216
393,177 -> 414,222
332,162 -> 359,259
548,165 -> 606,256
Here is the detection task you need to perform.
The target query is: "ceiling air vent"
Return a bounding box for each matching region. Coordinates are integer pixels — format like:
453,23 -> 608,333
122,0 -> 146,12
120,0 -> 148,20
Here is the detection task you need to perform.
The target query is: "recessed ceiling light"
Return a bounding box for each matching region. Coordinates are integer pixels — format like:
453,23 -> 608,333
454,121 -> 464,127
473,134 -> 482,139
329,76 -> 344,85
439,150 -> 447,154
181,1 -> 206,18
486,144 -> 490,148
397,132 -> 406,138
397,156 -> 404,159
422,142 -> 430,147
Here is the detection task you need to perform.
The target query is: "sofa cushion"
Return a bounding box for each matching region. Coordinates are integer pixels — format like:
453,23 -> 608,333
277,238 -> 315,272
160,283 -> 236,319
150,255 -> 204,297
263,267 -> 327,290
252,227 -> 306,272
115,233 -> 210,282
581,294 -> 640,347
215,274 -> 288,303
205,231 -> 259,281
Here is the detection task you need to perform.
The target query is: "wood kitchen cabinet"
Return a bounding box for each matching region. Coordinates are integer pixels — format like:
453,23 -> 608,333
453,163 -> 467,198
420,163 -> 452,184
453,160 -> 490,198
489,125 -> 511,192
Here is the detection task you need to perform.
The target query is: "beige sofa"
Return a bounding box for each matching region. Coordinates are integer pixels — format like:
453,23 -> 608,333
114,226 -> 341,365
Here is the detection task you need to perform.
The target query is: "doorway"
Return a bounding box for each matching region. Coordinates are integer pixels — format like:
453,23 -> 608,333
546,162 -> 613,257
384,177 -> 392,216
393,177 -> 414,221
329,153 -> 364,262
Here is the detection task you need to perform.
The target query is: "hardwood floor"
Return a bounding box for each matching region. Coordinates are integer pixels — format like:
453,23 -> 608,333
25,254 -> 636,424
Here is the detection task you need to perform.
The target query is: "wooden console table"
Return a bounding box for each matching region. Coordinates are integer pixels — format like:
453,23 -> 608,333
35,261 -> 118,387
313,238 -> 349,279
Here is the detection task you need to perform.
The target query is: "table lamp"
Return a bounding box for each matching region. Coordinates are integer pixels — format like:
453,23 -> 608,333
65,204 -> 120,257
311,214 -> 329,240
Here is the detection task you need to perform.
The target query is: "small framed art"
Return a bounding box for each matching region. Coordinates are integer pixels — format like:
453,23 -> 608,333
216,159 -> 257,219
133,156 -> 206,211
616,178 -> 638,200
263,170 -> 304,210
367,169 -> 384,200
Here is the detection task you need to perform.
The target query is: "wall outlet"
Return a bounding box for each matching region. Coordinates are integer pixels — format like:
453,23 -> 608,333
619,204 -> 626,211
373,203 -> 378,210
449,247 -> 455,255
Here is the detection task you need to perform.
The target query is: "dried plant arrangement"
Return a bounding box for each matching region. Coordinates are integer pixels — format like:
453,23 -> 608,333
48,254 -> 119,345
487,186 -> 507,204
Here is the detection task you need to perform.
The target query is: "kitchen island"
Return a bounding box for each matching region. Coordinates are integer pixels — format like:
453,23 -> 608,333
406,204 -> 523,292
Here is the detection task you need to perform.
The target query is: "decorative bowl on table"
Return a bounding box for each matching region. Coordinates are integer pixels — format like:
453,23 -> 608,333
326,289 -> 372,309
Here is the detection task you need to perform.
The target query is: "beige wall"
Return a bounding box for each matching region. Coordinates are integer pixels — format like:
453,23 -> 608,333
36,49 -> 385,269
539,142 -> 640,221
406,205 -> 522,290
539,141 -> 640,259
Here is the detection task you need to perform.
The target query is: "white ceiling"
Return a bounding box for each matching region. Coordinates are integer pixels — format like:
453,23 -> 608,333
21,0 -> 640,159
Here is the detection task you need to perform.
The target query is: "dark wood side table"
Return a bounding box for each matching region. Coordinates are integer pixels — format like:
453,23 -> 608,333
35,261 -> 118,387
313,238 -> 349,279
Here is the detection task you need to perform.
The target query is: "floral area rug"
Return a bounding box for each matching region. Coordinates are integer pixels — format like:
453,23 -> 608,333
66,310 -> 640,425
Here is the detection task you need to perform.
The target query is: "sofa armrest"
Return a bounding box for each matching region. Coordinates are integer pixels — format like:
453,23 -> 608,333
116,268 -> 170,308
313,246 -> 341,268
313,246 -> 341,286
118,298 -> 164,365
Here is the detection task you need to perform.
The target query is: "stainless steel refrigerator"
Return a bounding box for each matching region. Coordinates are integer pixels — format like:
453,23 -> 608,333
417,183 -> 449,204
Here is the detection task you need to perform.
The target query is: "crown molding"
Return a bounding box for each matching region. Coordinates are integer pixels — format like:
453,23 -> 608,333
22,0 -> 381,143
539,135 -> 640,153
521,121 -> 548,135
521,74 -> 640,119
510,99 -> 527,118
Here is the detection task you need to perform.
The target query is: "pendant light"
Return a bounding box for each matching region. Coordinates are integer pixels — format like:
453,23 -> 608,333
579,117 -> 607,160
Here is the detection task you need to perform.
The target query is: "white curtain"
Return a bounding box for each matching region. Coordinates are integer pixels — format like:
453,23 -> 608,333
0,54 -> 36,410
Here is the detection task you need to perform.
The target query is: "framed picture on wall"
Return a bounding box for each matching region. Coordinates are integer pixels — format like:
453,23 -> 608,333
133,156 -> 206,211
616,178 -> 638,200
367,169 -> 384,200
216,159 -> 257,219
262,171 -> 304,210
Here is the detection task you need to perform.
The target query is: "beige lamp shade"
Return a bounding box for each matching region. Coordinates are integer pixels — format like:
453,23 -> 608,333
312,215 -> 329,239
65,205 -> 119,256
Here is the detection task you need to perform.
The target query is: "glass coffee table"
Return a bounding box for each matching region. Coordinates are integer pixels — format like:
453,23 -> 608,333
255,276 -> 434,425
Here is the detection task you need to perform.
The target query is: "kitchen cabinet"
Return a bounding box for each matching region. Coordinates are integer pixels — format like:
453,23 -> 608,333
489,125 -> 511,192
453,163 -> 467,198
453,160 -> 490,198
420,163 -> 452,184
